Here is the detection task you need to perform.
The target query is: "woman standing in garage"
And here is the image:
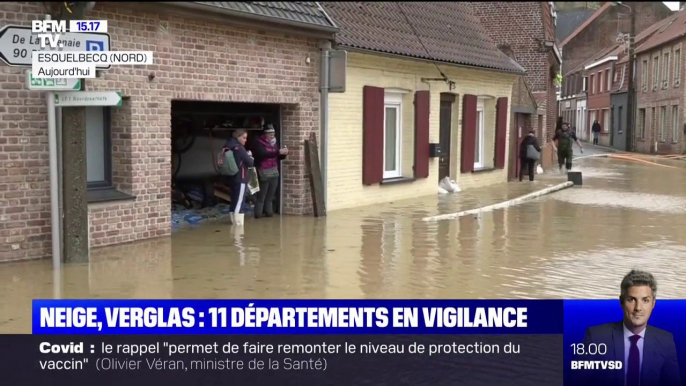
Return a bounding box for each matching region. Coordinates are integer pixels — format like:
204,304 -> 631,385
251,124 -> 288,218
224,129 -> 254,226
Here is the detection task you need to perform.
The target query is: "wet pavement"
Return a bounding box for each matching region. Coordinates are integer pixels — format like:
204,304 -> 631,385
2,145 -> 686,333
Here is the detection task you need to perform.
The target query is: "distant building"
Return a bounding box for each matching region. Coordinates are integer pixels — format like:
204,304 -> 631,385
560,2 -> 673,82
469,2 -> 561,176
635,9 -> 686,154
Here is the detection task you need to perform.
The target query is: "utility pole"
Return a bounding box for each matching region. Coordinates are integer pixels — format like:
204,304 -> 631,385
625,2 -> 636,152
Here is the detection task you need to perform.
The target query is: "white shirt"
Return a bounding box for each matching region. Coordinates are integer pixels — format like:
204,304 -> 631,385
624,323 -> 646,386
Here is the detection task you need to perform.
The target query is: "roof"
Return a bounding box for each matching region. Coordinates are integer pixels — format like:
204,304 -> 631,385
555,9 -> 597,43
321,2 -> 525,74
565,44 -> 619,75
189,2 -> 337,31
559,2 -> 611,48
635,9 -> 686,54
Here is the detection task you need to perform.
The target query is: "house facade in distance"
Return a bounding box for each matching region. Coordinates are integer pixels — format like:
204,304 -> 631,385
321,2 -> 525,211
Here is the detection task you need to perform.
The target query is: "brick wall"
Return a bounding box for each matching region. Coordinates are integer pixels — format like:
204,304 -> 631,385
469,2 -> 548,93
0,2 -> 321,261
635,37 -> 686,154
469,1 -> 560,160
586,61 -> 613,145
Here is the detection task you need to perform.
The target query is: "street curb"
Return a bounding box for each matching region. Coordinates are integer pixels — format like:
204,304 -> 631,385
422,181 -> 575,222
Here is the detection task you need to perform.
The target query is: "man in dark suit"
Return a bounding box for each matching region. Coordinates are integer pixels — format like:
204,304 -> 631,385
578,270 -> 682,386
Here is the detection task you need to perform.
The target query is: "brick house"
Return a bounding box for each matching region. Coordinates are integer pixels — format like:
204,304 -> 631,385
321,2 -> 524,211
584,55 -> 615,146
635,9 -> 686,154
0,2 -> 337,262
559,2 -> 673,77
469,2 -> 561,174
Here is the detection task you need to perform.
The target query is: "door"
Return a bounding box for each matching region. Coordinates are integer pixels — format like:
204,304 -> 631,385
509,113 -> 523,181
438,94 -> 454,180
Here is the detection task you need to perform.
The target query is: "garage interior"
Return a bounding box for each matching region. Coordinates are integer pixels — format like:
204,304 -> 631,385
171,100 -> 282,228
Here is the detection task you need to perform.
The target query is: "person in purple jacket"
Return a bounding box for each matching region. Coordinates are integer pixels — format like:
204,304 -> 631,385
224,129 -> 254,226
251,125 -> 288,218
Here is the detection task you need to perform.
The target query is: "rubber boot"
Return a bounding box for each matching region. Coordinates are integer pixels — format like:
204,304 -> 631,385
229,213 -> 235,224
235,213 -> 245,226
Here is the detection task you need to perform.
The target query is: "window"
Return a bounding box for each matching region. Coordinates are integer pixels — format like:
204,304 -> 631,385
383,93 -> 402,178
660,106 -> 667,142
653,55 -> 660,89
604,108 -> 610,133
474,102 -> 485,169
672,106 -> 679,143
583,76 -> 588,92
642,60 -> 648,90
663,52 -> 670,87
606,69 -> 611,91
599,71 -> 604,92
675,46 -> 682,86
86,107 -> 112,188
590,74 -> 595,94
638,109 -> 646,139
651,107 -> 656,136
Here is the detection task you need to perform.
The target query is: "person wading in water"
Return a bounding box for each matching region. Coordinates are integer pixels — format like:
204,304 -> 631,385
553,123 -> 583,173
519,129 -> 541,182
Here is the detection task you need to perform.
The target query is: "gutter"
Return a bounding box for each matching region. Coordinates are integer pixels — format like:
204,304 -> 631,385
161,2 -> 339,34
319,40 -> 331,210
340,46 -> 525,76
584,56 -> 618,70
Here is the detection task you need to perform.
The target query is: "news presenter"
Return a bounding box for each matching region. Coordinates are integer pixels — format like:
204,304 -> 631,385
579,270 -> 682,386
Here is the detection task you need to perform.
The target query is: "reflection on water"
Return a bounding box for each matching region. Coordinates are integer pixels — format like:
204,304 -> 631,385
2,157 -> 686,332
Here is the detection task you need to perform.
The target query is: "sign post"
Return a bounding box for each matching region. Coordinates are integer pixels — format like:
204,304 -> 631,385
53,91 -> 123,106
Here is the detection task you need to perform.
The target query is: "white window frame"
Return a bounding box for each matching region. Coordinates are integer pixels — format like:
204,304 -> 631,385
653,54 -> 660,89
599,71 -> 604,92
660,106 -> 667,142
583,76 -> 588,92
674,45 -> 682,87
663,51 -> 670,88
590,74 -> 595,94
642,59 -> 648,90
638,109 -> 646,139
672,105 -> 679,143
474,100 -> 485,170
606,68 -> 611,91
383,92 -> 403,179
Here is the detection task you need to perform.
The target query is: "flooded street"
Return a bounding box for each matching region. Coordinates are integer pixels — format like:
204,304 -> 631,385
2,149 -> 686,333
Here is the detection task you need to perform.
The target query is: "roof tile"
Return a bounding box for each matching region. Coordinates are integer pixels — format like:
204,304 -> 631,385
321,2 -> 525,73
636,9 -> 686,54
196,2 -> 336,29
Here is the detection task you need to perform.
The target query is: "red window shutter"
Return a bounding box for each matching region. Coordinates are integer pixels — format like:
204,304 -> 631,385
363,86 -> 384,185
461,94 -> 477,173
414,90 -> 430,178
494,97 -> 508,169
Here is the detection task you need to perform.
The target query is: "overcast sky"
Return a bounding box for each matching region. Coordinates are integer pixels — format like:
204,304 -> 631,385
664,2 -> 680,10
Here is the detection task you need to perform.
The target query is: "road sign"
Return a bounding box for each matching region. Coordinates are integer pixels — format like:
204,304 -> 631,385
54,91 -> 122,107
0,25 -> 111,68
27,71 -> 81,90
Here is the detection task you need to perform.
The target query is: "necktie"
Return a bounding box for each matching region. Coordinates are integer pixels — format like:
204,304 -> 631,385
627,334 -> 641,386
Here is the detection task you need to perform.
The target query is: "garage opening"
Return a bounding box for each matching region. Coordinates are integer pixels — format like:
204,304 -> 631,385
171,100 -> 282,230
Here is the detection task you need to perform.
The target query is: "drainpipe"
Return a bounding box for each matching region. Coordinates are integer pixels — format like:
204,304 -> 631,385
319,40 -> 331,208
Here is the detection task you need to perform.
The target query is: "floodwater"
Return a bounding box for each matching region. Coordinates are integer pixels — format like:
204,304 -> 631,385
2,149 -> 686,333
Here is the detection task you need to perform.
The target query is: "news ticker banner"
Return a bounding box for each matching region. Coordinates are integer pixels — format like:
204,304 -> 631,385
0,300 -> 682,385
0,19 -> 152,79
